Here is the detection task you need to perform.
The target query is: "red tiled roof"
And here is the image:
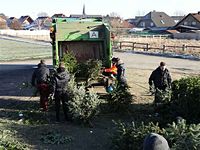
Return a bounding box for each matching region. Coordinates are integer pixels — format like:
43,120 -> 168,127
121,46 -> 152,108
192,13 -> 200,22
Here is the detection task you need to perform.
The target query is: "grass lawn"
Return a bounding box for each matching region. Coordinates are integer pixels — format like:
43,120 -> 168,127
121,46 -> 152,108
0,38 -> 52,61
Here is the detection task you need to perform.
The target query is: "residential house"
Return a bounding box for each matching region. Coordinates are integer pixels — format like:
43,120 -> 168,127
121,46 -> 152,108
136,11 -> 176,30
52,13 -> 66,19
0,16 -> 7,29
120,20 -> 134,28
109,18 -> 134,28
174,12 -> 200,32
7,17 -> 22,30
33,16 -> 52,30
18,15 -> 34,29
126,16 -> 143,26
171,16 -> 184,24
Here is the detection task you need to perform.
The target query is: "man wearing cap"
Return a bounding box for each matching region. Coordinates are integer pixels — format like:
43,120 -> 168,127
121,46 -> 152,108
149,62 -> 172,102
52,62 -> 70,122
143,133 -> 170,150
149,62 -> 172,90
31,59 -> 50,111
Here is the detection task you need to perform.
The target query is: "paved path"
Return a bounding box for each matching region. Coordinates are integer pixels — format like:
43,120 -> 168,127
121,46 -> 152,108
1,52 -> 199,96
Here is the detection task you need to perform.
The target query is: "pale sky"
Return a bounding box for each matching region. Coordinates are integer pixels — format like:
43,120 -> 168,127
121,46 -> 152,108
0,0 -> 199,19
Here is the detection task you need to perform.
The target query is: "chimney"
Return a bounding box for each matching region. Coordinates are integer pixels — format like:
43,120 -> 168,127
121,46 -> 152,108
83,4 -> 86,16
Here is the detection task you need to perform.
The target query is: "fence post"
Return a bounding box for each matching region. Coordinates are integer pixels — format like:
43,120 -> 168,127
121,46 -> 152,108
182,44 -> 186,51
146,43 -> 149,51
162,45 -> 165,53
120,42 -> 122,49
132,42 -> 135,51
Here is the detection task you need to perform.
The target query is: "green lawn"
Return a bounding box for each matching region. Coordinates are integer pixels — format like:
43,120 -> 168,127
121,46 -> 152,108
0,38 -> 52,61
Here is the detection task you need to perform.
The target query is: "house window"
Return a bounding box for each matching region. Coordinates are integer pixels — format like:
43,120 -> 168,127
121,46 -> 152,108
174,20 -> 179,24
140,22 -> 145,27
160,20 -> 165,24
183,21 -> 188,25
150,22 -> 154,27
192,21 -> 196,26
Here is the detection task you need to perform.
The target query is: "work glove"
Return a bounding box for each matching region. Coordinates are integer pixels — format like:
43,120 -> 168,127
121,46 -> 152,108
110,74 -> 116,79
149,85 -> 155,95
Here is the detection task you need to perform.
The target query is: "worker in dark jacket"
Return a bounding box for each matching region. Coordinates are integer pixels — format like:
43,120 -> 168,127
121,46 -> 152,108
149,62 -> 172,103
31,59 -> 50,111
149,62 -> 172,90
53,62 -> 70,122
115,58 -> 127,86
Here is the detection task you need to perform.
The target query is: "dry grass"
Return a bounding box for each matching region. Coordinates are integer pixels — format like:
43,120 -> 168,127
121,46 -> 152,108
0,38 -> 51,61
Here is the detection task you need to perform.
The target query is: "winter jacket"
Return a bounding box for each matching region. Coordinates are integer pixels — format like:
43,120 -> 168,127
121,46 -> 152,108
31,63 -> 50,86
104,64 -> 117,75
53,67 -> 70,92
116,63 -> 127,84
149,67 -> 172,90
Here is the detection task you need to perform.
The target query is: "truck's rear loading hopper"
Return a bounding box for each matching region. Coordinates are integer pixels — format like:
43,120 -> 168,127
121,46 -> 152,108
50,18 -> 112,67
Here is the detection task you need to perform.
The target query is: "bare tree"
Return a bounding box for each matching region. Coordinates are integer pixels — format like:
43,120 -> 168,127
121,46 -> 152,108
37,12 -> 48,17
173,10 -> 186,16
109,12 -> 121,18
0,13 -> 7,20
135,10 -> 146,16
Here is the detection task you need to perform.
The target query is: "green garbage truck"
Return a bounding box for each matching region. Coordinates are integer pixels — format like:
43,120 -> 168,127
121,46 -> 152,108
50,17 -> 112,68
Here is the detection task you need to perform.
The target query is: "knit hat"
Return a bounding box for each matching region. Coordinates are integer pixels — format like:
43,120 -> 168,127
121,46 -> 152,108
111,57 -> 118,63
143,133 -> 170,150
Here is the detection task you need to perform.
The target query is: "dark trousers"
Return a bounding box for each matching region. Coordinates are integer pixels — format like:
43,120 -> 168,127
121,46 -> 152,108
117,77 -> 128,88
54,91 -> 69,121
37,83 -> 49,111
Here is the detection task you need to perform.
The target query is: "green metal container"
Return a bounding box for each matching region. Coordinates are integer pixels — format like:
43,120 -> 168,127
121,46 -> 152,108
50,18 -> 112,67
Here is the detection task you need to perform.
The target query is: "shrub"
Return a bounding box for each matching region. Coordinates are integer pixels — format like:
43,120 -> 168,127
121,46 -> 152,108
76,59 -> 102,85
62,51 -> 78,73
111,119 -> 200,150
171,76 -> 200,123
165,119 -> 200,150
108,84 -> 133,112
0,129 -> 28,150
111,121 -> 164,150
154,88 -> 172,104
67,76 -> 101,125
62,52 -> 102,85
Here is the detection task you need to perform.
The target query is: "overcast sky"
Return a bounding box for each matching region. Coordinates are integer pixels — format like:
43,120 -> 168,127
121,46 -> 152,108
1,0 -> 199,19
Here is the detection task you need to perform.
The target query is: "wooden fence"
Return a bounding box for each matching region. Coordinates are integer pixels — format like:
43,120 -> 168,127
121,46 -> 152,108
120,34 -> 170,39
114,41 -> 200,54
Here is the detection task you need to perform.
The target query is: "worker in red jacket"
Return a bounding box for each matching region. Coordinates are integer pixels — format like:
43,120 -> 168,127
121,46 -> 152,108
103,57 -> 118,77
31,60 -> 50,111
